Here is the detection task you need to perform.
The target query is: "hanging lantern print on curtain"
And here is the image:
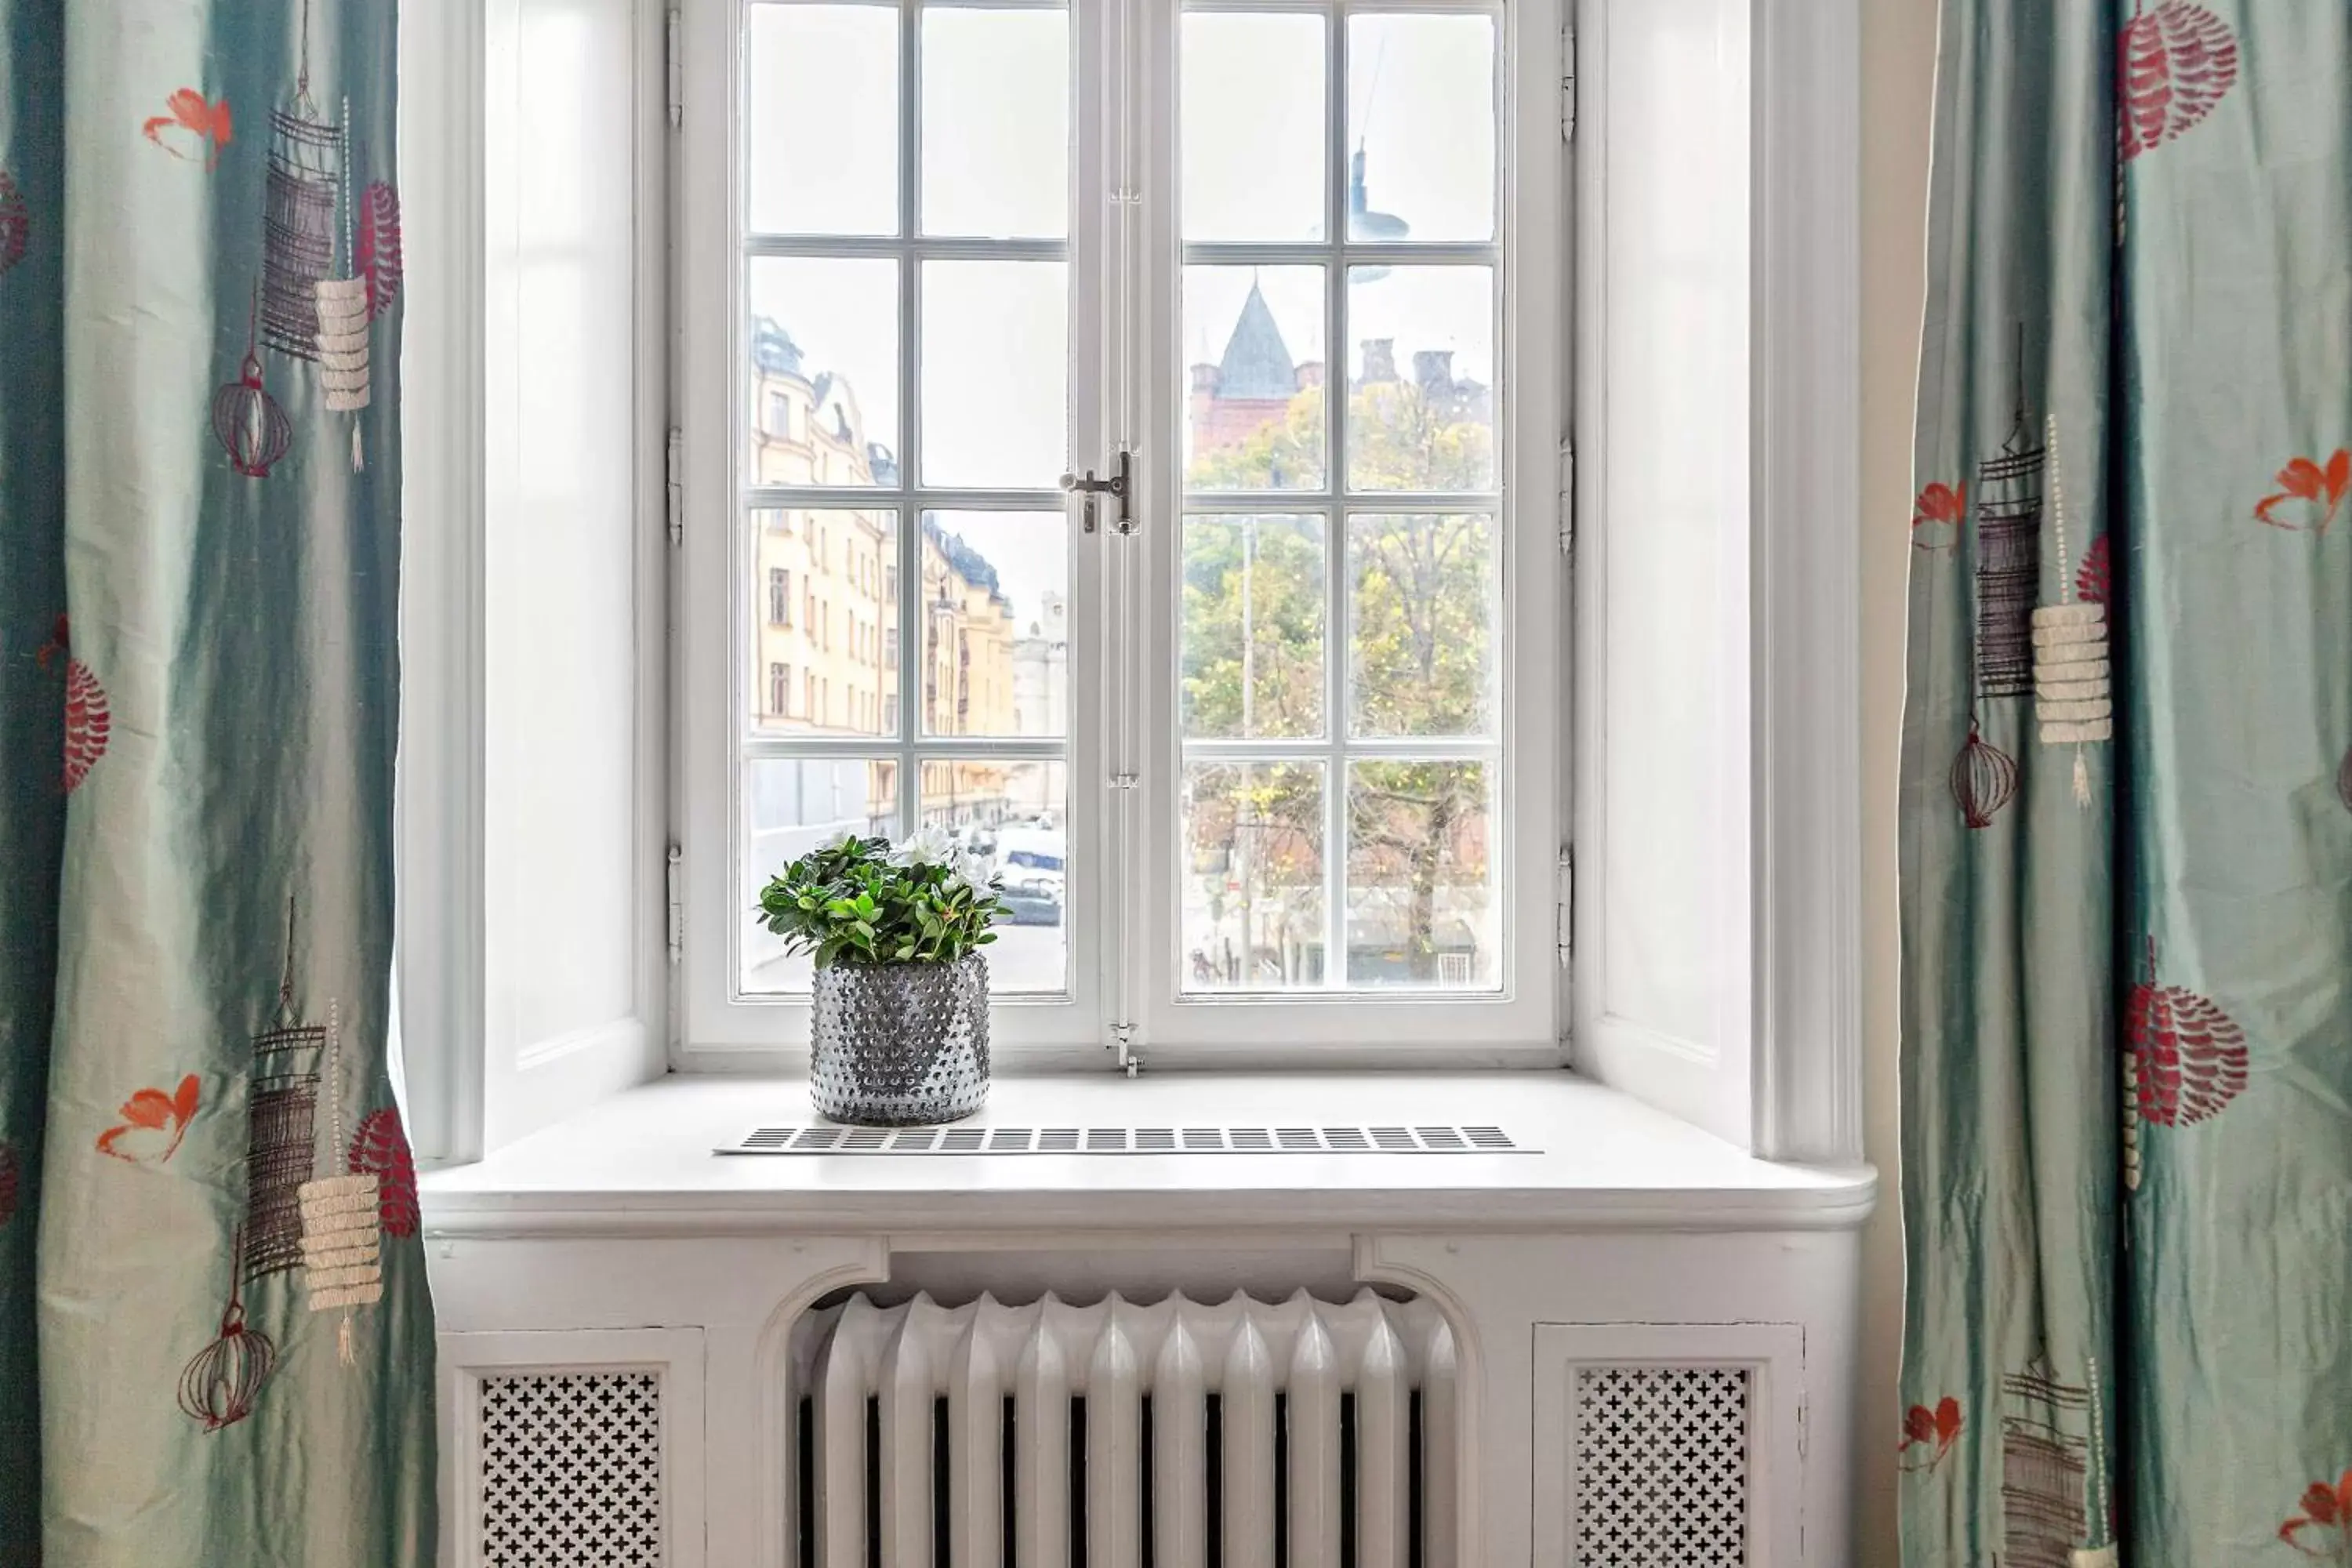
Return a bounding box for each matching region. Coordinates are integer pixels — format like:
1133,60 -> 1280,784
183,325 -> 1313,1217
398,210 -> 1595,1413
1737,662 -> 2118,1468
243,902 -> 325,1282
2121,937 -> 2249,1190
179,1227 -> 278,1432
2119,0 -> 2239,164
2031,416 -> 2112,807
1973,350 -> 2045,702
0,169 -> 27,277
298,999 -> 385,1367
37,615 -> 109,793
1951,714 -> 2019,829
214,289 -> 295,477
262,1 -> 345,363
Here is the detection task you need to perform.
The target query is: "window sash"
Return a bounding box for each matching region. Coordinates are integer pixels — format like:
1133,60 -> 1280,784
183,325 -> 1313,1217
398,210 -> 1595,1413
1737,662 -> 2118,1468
675,0 -> 1559,1062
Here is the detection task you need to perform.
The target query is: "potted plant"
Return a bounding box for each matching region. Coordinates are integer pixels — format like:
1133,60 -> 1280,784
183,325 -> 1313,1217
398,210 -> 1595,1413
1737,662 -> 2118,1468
756,826 -> 1006,1126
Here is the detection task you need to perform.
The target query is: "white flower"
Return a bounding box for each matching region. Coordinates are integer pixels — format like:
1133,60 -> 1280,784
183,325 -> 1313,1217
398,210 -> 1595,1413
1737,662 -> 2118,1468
951,848 -> 996,891
893,824 -> 956,868
824,825 -> 866,852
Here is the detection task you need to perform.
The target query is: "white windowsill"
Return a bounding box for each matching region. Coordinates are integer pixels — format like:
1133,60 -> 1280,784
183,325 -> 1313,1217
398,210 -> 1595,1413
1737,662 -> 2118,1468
418,1070 -> 1877,1238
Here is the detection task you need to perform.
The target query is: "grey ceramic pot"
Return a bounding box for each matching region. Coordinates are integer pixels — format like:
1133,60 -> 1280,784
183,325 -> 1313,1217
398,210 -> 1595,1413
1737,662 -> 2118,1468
809,954 -> 990,1126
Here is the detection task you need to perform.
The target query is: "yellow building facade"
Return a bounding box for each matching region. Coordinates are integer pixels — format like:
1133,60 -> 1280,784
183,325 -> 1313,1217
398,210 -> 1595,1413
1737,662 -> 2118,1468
746,318 -> 1017,829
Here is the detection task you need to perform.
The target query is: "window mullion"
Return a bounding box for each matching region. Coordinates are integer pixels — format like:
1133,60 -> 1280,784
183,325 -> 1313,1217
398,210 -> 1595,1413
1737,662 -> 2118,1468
895,0 -> 922,838
1321,0 -> 1348,993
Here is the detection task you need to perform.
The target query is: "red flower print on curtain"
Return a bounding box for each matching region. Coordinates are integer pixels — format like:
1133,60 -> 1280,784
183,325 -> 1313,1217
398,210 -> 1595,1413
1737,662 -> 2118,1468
2075,536 -> 2111,605
95,1075 -> 201,1164
141,89 -> 234,171
1899,1396 -> 1964,1472
0,169 -> 26,277
2125,937 -> 2249,1128
37,615 -> 109,793
1911,481 -> 1966,554
349,1106 -> 419,1237
2255,450 -> 2351,534
2279,1469 -> 2352,1560
2119,1 -> 2239,163
358,181 -> 403,320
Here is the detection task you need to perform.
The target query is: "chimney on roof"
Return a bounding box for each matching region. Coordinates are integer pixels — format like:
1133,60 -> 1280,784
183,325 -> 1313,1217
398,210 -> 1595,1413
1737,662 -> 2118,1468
1413,350 -> 1454,393
1359,338 -> 1398,385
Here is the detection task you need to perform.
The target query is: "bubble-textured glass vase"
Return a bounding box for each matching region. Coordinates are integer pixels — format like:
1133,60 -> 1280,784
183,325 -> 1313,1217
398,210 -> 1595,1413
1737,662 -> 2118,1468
810,955 -> 990,1125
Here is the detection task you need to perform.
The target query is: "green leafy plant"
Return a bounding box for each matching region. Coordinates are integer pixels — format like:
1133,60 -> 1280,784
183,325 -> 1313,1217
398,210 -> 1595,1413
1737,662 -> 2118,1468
755,827 -> 1006,970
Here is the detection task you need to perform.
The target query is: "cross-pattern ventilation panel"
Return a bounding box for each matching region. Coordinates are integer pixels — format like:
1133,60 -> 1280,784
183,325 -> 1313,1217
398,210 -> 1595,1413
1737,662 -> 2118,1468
720,1123 -> 1532,1155
1573,1365 -> 1751,1567
479,1370 -> 664,1567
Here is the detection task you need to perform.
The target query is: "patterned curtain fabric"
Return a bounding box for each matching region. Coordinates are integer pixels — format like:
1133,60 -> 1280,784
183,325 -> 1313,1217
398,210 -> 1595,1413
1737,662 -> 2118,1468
0,2 -> 434,1563
1902,2 -> 2352,1563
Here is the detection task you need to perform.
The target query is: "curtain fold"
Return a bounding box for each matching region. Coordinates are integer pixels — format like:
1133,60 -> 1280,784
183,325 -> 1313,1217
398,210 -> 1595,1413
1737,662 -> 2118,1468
1904,2 -> 2352,1563
0,2 -> 434,1563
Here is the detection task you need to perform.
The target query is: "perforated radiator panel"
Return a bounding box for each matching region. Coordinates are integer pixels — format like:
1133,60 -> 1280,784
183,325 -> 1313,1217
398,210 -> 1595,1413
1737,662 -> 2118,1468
720,1122 -> 1533,1155
478,1370 -> 664,1567
1573,1365 -> 1752,1567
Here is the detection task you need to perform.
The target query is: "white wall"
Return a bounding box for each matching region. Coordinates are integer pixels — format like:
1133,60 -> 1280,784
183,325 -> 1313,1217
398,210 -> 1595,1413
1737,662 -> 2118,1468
1857,0 -> 1940,1559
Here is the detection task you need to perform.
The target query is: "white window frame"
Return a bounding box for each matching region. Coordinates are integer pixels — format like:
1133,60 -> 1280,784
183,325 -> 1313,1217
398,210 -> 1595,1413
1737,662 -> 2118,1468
396,0 -> 1859,1163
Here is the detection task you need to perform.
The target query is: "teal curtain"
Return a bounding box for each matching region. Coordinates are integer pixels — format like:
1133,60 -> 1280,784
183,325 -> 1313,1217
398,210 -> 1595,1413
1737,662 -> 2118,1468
1902,2 -> 2352,1563
0,2 -> 435,1563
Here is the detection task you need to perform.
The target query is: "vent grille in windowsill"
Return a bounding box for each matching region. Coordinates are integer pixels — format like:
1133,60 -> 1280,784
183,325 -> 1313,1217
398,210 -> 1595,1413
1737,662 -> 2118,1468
717,1123 -> 1534,1156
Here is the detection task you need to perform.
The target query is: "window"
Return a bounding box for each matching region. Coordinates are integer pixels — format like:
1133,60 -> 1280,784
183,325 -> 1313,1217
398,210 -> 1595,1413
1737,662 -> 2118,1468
681,0 -> 1560,1056
768,566 -> 792,625
770,661 -> 792,718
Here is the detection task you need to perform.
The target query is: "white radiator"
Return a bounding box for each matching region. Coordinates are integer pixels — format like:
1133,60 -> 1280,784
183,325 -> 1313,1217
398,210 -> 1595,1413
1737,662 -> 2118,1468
789,1290 -> 1458,1568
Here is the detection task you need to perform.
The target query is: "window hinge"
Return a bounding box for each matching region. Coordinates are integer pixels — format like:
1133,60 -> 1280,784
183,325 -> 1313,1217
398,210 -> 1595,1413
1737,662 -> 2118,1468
666,426 -> 684,546
665,9 -> 684,129
1559,24 -> 1577,143
1797,1388 -> 1810,1460
1555,844 -> 1574,969
1557,438 -> 1576,557
666,842 -> 684,964
1109,1022 -> 1143,1076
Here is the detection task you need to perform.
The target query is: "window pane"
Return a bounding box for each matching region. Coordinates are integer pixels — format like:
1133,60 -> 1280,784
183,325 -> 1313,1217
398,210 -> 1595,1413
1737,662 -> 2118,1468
1181,11 -> 1326,242
922,7 -> 1069,239
918,511 -> 1068,738
1181,762 -> 1327,993
1181,514 -> 1327,740
919,759 -> 1068,994
747,508 -> 899,739
1184,267 -> 1327,492
747,258 -> 902,487
1345,13 -> 1496,244
920,260 -> 1068,488
746,5 -> 899,237
742,756 -> 902,994
1347,512 -> 1495,739
1345,760 -> 1494,989
1344,266 -> 1494,493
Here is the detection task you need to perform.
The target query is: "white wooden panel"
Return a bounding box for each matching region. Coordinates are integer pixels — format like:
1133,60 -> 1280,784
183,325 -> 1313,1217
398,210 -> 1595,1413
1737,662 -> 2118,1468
1573,0 -> 1754,1146
481,0 -> 666,1148
441,1327 -> 706,1568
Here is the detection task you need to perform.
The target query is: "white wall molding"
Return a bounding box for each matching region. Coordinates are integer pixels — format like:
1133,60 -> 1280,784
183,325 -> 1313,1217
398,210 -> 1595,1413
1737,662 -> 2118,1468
397,0 -> 490,1167
1573,0 -> 1863,1163
1747,0 -> 1863,1163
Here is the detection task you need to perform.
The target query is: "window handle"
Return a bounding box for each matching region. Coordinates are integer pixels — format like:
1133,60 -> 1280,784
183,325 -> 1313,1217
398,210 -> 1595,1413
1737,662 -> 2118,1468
1061,450 -> 1133,535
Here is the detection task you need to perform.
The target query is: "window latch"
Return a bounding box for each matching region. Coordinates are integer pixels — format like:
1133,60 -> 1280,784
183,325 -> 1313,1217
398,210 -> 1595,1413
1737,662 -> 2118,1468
1062,450 -> 1133,535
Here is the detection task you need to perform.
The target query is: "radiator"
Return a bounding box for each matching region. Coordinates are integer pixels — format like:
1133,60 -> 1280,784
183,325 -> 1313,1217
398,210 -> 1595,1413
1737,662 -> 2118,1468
789,1290 -> 1458,1567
